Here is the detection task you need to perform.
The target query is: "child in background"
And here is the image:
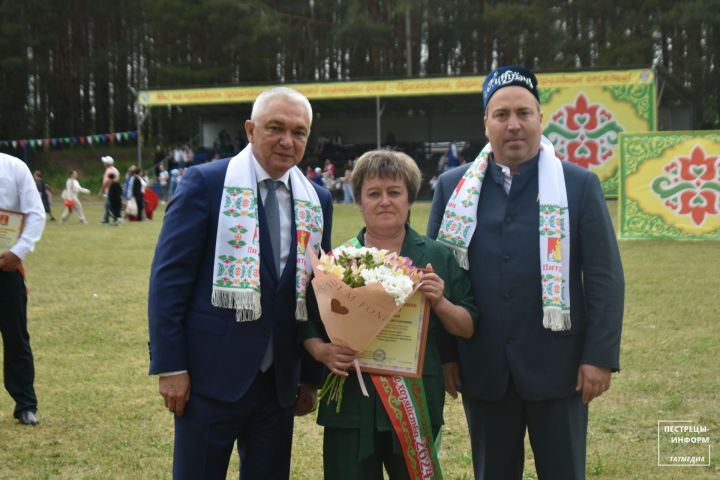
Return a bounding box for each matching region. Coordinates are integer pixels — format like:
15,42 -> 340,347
107,172 -> 123,224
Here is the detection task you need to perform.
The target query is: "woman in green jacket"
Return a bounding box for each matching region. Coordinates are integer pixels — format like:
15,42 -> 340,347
301,149 -> 477,479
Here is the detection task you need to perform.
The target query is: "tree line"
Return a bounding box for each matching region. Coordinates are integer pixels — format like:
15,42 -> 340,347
1,0 -> 718,144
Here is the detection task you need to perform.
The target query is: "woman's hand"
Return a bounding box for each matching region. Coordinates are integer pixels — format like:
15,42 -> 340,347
419,264 -> 446,308
304,338 -> 358,376
420,263 -> 474,339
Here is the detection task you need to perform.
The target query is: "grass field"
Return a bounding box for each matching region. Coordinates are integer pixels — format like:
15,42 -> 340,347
0,200 -> 718,479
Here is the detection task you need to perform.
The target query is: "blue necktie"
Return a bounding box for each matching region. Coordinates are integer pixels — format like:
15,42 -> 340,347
264,179 -> 283,277
260,179 -> 281,372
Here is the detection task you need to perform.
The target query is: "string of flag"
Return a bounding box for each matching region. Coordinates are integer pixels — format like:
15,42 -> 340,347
0,130 -> 138,150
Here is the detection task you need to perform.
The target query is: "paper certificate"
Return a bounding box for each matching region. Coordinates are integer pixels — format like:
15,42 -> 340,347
357,291 -> 430,378
0,209 -> 25,252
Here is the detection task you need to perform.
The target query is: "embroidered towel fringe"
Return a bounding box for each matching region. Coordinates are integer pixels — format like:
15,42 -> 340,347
212,290 -> 262,322
295,300 -> 308,322
449,246 -> 469,271
543,307 -> 571,331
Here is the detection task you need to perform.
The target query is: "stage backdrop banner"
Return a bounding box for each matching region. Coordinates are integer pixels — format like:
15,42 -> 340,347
619,131 -> 720,240
542,69 -> 656,197
139,69 -> 656,196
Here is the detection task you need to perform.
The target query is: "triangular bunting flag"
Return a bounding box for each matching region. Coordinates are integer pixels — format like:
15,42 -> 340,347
11,141 -> 17,149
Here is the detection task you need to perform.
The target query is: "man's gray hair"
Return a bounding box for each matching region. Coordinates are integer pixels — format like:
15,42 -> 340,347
251,87 -> 313,125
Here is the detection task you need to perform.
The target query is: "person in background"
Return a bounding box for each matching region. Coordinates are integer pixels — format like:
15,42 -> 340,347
33,170 -> 55,221
130,167 -> 146,222
123,165 -> 136,201
183,144 -> 194,168
175,168 -> 185,188
311,166 -> 324,187
107,172 -> 123,225
323,158 -> 335,177
428,65 -> 624,480
168,168 -> 179,198
100,156 -> 120,224
60,170 -> 91,224
341,159 -> 354,204
158,163 -> 169,203
0,153 -> 46,426
154,145 -> 166,176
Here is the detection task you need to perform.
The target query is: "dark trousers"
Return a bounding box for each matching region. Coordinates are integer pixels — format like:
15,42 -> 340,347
463,380 -> 588,480
323,429 -> 409,480
134,195 -> 144,221
102,197 -> 112,223
322,424 -> 442,479
172,368 -> 294,480
0,271 -> 37,416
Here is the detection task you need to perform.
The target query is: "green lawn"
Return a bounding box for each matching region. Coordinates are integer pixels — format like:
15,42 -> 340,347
0,200 -> 718,479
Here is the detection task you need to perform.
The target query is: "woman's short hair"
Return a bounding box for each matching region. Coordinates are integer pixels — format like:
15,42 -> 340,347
352,149 -> 422,204
251,87 -> 313,126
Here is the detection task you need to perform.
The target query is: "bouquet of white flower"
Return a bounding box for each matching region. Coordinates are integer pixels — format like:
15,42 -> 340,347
311,245 -> 423,412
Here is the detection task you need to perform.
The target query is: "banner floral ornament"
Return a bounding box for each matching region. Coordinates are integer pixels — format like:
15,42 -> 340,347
545,94 -> 624,169
651,146 -> 720,226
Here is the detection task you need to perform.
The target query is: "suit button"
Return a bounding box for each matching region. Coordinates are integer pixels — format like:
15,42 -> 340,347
504,293 -> 511,301
503,255 -> 511,262
504,216 -> 513,224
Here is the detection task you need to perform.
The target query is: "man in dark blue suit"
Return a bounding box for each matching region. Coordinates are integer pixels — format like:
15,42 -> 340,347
428,66 -> 624,480
148,87 -> 333,479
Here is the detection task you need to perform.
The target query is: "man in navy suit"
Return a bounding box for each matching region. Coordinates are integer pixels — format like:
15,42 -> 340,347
428,66 -> 624,479
148,87 -> 333,479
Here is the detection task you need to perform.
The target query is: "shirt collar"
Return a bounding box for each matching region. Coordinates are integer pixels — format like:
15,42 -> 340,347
489,150 -> 540,177
251,152 -> 291,190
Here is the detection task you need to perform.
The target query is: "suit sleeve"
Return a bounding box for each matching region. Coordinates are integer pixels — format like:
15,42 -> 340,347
578,173 -> 625,371
436,247 -> 475,363
299,186 -> 333,386
427,178 -> 464,363
427,176 -> 448,240
147,167 -> 211,374
320,188 -> 333,253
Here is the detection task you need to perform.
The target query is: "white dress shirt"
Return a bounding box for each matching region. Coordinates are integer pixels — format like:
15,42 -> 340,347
496,162 -> 513,194
0,153 -> 46,260
252,154 -> 292,271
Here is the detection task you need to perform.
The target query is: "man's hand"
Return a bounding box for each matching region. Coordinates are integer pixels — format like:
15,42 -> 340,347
0,251 -> 22,272
442,362 -> 462,399
159,373 -> 191,416
294,384 -> 318,416
575,364 -> 611,404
